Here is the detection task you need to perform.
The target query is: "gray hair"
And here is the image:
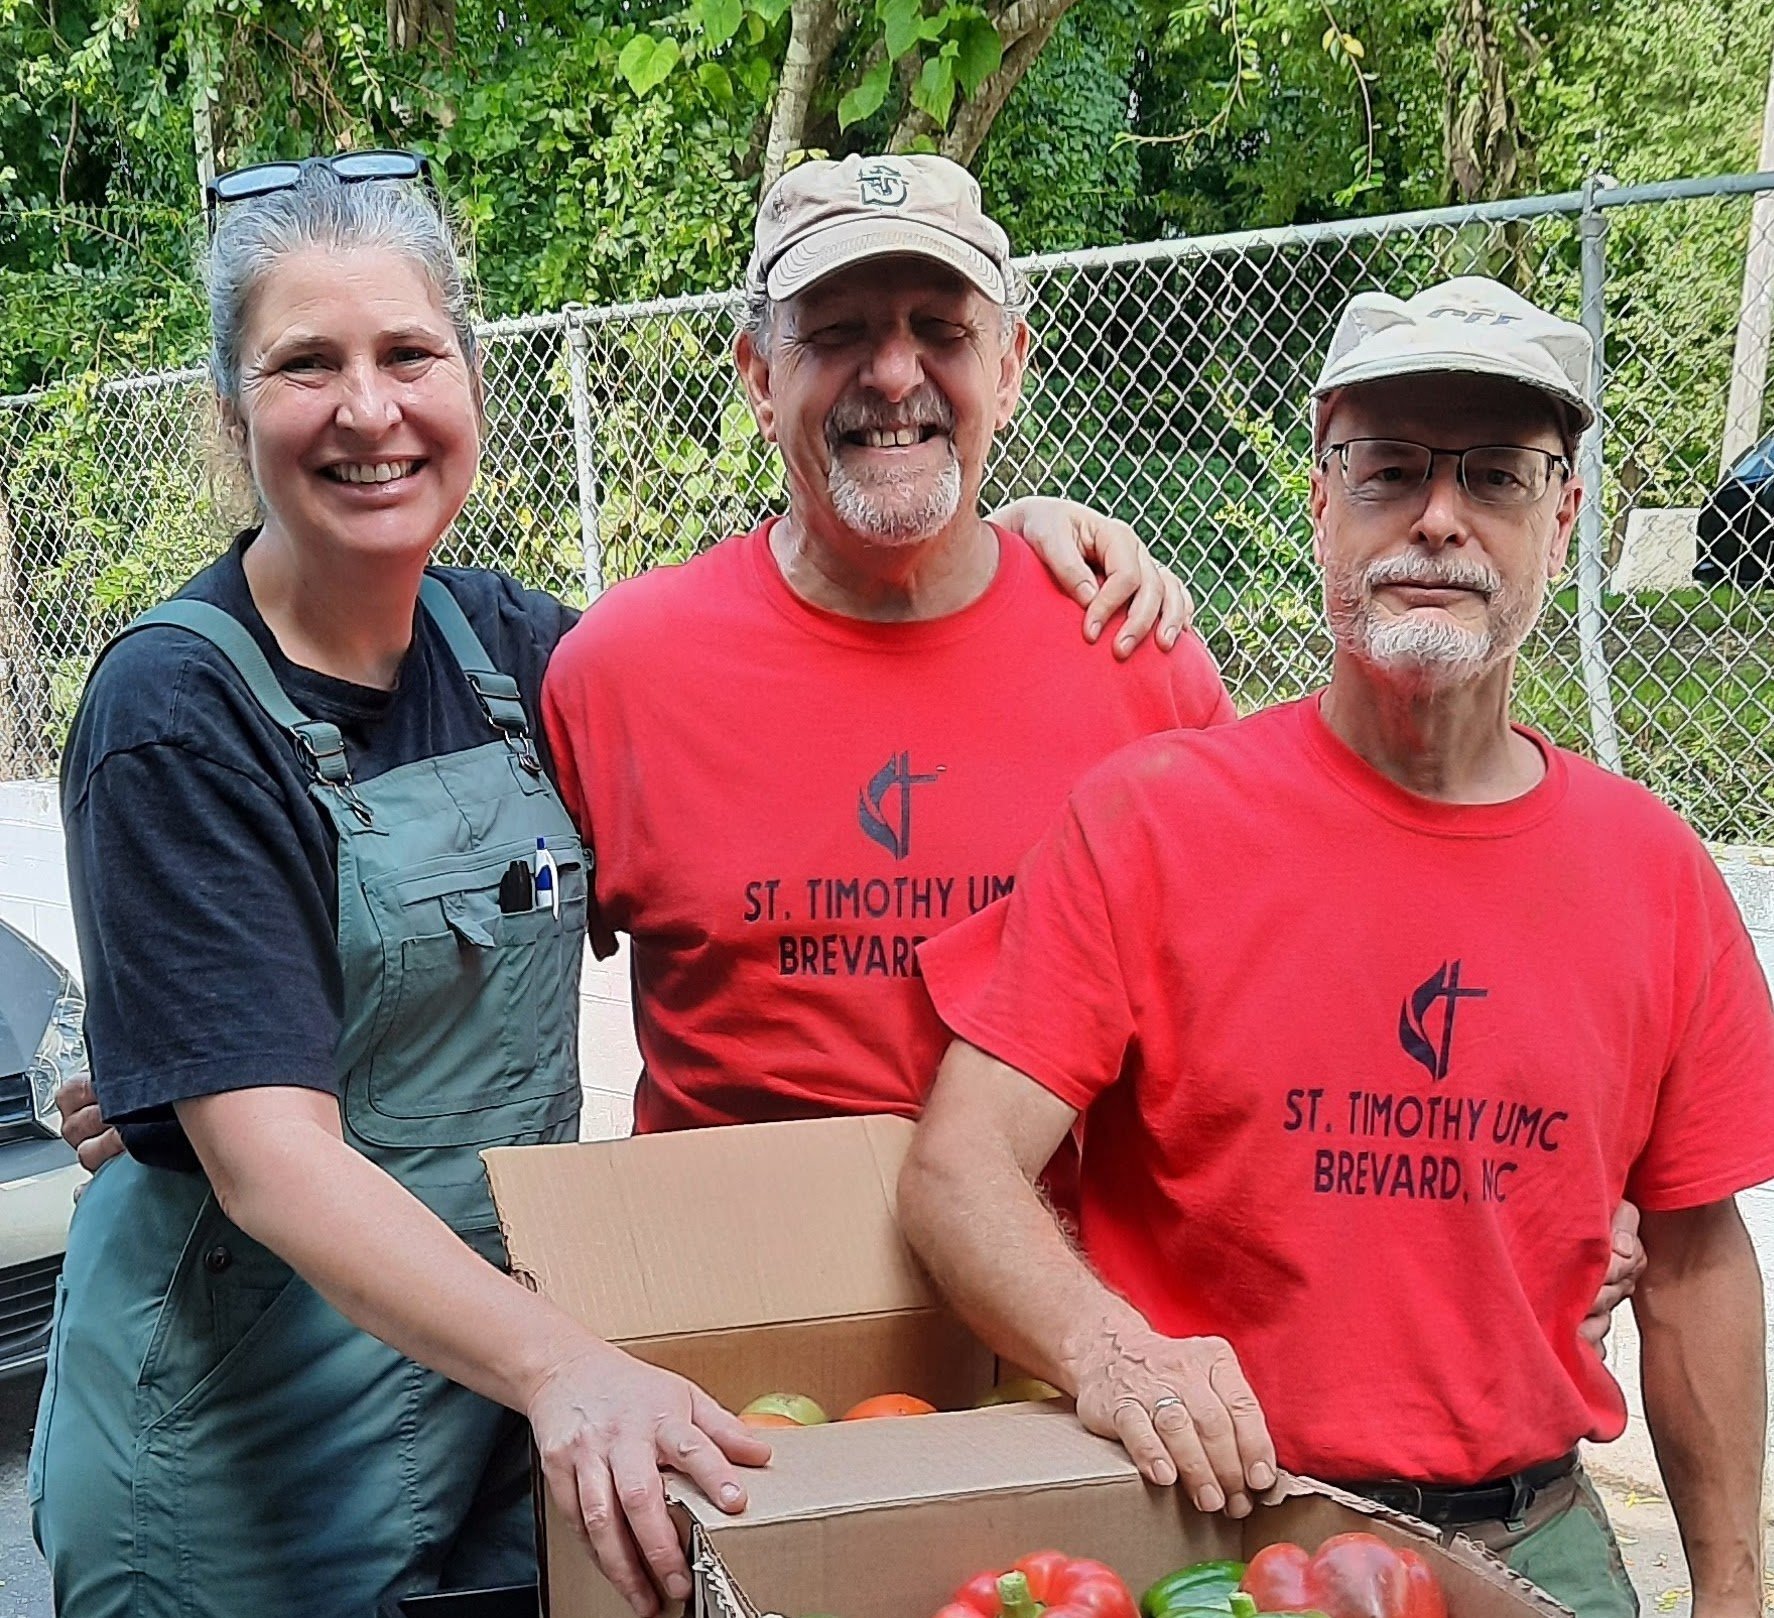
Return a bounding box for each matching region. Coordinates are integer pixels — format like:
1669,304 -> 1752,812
740,261 -> 1035,354
206,166 -> 478,411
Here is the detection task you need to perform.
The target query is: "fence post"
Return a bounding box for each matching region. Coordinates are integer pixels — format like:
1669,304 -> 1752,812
1576,176 -> 1623,774
564,305 -> 604,602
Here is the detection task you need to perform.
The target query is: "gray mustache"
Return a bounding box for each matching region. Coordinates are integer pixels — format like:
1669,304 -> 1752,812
1363,555 -> 1500,598
826,385 -> 955,443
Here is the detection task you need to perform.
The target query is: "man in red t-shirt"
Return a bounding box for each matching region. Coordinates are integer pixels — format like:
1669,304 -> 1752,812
541,154 -> 1233,1143
901,278 -> 1774,1618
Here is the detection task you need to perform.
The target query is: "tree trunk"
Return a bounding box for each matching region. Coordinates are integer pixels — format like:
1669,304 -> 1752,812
762,0 -> 845,192
886,0 -> 1078,166
387,0 -> 455,57
1437,0 -> 1537,205
943,0 -> 1074,164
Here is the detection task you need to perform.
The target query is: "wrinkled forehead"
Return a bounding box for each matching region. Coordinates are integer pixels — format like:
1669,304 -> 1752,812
244,245 -> 455,347
785,255 -> 992,324
1319,372 -> 1568,451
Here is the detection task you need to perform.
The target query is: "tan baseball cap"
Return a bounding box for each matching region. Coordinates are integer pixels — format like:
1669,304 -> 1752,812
747,153 -> 1012,304
1313,276 -> 1596,432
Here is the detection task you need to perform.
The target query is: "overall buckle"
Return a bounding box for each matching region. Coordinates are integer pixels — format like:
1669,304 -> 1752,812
294,723 -> 374,825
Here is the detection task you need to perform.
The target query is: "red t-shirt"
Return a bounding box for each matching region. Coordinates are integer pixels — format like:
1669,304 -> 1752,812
920,693 -> 1774,1483
542,520 -> 1235,1134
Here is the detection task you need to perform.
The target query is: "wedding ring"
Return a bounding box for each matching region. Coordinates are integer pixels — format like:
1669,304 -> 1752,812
1148,1395 -> 1185,1417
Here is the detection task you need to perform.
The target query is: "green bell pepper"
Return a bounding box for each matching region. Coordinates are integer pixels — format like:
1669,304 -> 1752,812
1138,1560 -> 1248,1618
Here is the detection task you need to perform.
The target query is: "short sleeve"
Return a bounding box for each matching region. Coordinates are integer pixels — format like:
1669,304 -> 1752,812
67,740 -> 343,1125
539,628 -> 619,957
918,798 -> 1136,1111
1168,632 -> 1238,730
1627,903 -> 1774,1210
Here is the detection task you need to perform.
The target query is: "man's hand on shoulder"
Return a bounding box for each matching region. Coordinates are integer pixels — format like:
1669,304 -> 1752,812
58,1074 -> 123,1177
994,496 -> 1194,656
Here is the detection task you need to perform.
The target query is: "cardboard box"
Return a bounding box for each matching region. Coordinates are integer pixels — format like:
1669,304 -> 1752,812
484,1117 -> 1570,1618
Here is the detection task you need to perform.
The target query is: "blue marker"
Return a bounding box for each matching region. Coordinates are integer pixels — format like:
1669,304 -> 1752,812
533,835 -> 560,916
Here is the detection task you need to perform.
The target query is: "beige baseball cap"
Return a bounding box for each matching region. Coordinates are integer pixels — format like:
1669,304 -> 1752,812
1313,276 -> 1596,433
747,153 -> 1012,304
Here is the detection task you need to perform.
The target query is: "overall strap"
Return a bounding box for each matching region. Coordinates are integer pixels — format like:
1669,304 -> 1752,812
121,601 -> 372,822
418,575 -> 541,773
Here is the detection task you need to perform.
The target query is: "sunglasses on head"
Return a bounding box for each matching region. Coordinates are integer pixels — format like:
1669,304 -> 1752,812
204,150 -> 437,238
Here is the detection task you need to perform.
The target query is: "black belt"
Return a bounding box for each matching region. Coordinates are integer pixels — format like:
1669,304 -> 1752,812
1327,1451 -> 1578,1528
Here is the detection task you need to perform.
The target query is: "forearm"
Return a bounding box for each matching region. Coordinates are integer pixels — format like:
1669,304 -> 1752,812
900,1118 -> 1146,1394
213,1116 -> 595,1413
1636,1205 -> 1766,1614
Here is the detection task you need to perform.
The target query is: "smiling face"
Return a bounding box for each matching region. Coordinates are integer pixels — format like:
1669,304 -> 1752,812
737,256 -> 1028,550
1310,372 -> 1582,690
229,244 -> 480,565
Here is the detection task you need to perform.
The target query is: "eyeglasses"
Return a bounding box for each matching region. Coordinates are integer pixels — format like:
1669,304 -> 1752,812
1320,438 -> 1572,509
204,150 -> 436,238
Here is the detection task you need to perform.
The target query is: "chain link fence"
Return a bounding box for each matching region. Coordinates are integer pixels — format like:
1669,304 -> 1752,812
3,173 -> 1772,842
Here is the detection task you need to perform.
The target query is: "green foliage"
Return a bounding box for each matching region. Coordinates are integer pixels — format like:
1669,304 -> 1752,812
974,0 -> 1142,250
1125,0 -> 1447,237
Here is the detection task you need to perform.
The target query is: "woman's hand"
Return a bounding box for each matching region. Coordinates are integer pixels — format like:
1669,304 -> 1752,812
527,1343 -> 771,1614
992,496 -> 1194,657
57,1074 -> 123,1175
1580,1199 -> 1647,1360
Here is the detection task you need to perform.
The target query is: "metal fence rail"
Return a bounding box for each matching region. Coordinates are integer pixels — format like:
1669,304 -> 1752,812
3,173 -> 1772,842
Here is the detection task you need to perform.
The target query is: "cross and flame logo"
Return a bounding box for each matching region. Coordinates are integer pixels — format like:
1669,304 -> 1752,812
857,751 -> 943,860
1398,959 -> 1489,1081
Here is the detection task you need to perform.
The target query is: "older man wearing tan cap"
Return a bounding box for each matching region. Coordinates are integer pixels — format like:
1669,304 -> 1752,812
902,276 -> 1774,1618
527,153 -> 1236,1606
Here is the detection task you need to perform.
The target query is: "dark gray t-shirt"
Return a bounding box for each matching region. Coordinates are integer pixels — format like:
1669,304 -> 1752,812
61,531 -> 579,1168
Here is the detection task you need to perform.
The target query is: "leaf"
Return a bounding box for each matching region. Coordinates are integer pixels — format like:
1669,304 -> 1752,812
618,33 -> 680,95
739,55 -> 776,97
749,0 -> 793,20
952,13 -> 1002,95
697,60 -> 734,99
696,0 -> 743,45
1320,23 -> 1337,50
912,50 -> 957,125
838,55 -> 893,128
1341,32 -> 1364,58
881,0 -> 922,59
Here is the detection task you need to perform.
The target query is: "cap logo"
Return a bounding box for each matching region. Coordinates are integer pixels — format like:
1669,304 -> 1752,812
857,161 -> 909,207
1427,306 -> 1522,328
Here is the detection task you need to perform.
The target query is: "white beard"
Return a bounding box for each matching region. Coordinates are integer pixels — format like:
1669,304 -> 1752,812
1324,552 -> 1546,688
826,441 -> 963,544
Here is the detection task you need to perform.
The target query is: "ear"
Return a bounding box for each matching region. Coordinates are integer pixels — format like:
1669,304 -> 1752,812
469,354 -> 489,434
735,331 -> 778,443
216,389 -> 248,454
992,317 -> 1031,432
1309,464 -> 1330,565
1548,472 -> 1581,578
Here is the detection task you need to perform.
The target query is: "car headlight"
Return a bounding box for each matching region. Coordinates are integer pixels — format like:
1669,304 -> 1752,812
26,975 -> 87,1130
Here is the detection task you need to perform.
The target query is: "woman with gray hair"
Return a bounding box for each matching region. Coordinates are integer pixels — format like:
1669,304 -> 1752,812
29,153 -> 1186,1618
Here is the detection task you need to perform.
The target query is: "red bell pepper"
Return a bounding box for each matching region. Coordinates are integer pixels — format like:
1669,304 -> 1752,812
1241,1534 -> 1447,1618
936,1551 -> 1140,1618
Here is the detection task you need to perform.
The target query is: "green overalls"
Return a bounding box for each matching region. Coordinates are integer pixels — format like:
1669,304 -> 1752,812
30,579 -> 586,1617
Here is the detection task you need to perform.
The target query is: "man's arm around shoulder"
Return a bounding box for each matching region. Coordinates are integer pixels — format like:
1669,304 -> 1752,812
1635,1197 -> 1765,1618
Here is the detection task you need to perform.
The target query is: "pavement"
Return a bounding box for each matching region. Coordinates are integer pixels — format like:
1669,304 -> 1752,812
0,1362 -> 1741,1618
0,1371 -> 46,1618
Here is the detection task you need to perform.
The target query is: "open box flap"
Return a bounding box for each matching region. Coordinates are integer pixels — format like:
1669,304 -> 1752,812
483,1116 -> 928,1342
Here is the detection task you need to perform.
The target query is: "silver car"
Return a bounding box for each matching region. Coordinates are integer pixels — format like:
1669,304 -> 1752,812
0,920 -> 87,1378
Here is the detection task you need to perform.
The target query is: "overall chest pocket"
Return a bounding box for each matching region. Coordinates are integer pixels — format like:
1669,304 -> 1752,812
349,846 -> 586,1148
